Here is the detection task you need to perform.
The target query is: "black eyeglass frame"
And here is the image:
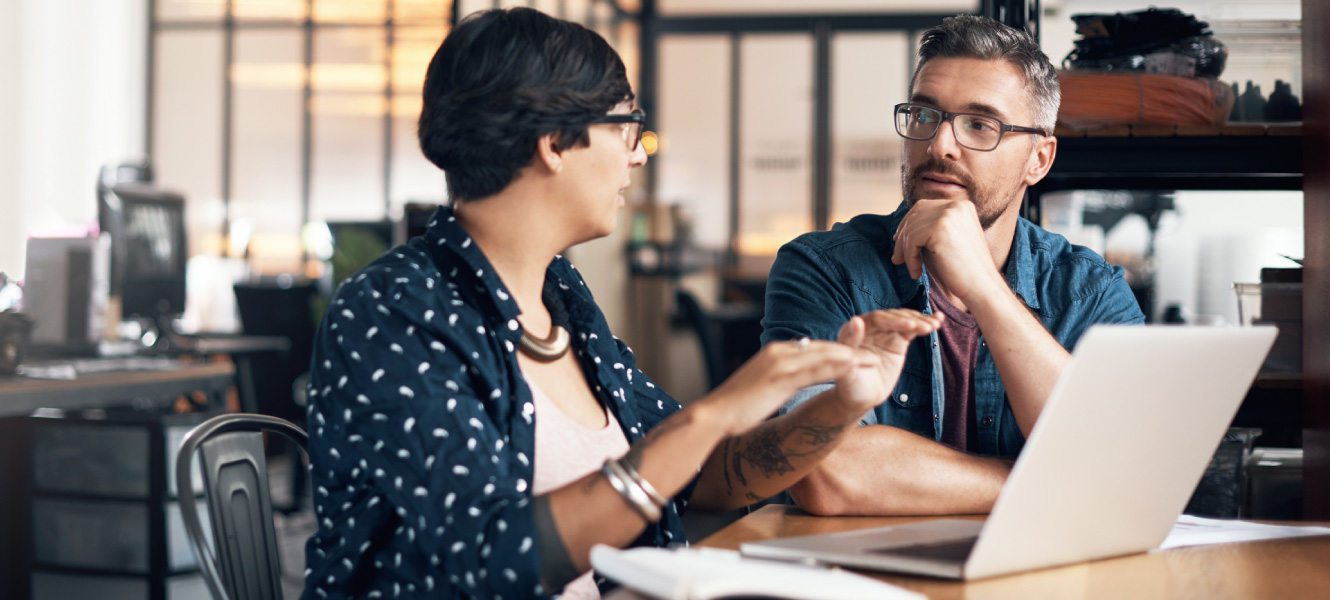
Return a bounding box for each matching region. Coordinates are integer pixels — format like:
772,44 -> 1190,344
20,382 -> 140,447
586,108 -> 646,152
893,102 -> 1047,152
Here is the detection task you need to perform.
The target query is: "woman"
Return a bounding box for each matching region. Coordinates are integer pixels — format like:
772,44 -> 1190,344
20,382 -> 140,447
301,8 -> 940,599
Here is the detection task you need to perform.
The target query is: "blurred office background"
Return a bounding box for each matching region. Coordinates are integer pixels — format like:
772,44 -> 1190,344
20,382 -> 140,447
0,1 -> 1323,597
0,0 -> 1305,403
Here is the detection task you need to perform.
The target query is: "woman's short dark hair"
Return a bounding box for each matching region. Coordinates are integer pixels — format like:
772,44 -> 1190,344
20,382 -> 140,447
418,8 -> 632,202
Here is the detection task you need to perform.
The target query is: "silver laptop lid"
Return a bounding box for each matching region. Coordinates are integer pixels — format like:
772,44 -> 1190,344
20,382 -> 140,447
965,325 -> 1277,579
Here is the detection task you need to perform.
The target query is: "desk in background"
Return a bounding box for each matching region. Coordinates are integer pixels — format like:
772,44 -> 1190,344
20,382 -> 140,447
0,359 -> 234,417
685,505 -> 1330,600
175,333 -> 290,414
0,359 -> 236,600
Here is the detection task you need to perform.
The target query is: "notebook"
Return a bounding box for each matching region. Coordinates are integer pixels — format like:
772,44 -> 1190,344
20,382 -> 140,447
741,325 -> 1278,580
590,545 -> 925,600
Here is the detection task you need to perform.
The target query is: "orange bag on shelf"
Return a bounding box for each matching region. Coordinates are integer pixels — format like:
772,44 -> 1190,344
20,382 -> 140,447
1057,71 -> 1235,130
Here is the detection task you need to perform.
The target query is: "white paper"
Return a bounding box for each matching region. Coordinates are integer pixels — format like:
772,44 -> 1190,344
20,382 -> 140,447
1157,514 -> 1330,550
591,545 -> 926,600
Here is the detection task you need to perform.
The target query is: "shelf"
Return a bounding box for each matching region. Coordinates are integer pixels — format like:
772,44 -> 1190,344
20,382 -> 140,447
1025,124 -> 1305,230
1035,130 -> 1302,196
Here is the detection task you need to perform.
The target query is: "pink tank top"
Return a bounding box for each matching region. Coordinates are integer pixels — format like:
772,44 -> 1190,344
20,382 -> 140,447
528,376 -> 630,600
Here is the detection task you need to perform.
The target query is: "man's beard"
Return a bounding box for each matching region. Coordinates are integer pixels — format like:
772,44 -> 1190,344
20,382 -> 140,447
901,158 -> 1005,230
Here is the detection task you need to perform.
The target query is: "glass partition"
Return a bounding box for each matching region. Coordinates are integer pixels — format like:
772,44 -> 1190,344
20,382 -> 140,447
660,0 -> 977,16
232,29 -> 304,272
830,32 -> 910,227
656,35 -> 732,251
737,34 -> 814,258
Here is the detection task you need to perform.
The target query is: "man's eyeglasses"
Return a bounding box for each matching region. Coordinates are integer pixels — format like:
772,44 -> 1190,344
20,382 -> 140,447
893,103 -> 1046,152
587,108 -> 646,152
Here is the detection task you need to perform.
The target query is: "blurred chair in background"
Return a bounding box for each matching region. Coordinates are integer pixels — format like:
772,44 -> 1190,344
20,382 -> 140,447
233,281 -> 318,512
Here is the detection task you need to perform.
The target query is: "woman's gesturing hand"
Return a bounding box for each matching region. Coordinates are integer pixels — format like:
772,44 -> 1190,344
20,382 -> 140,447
699,339 -> 860,438
831,309 -> 944,415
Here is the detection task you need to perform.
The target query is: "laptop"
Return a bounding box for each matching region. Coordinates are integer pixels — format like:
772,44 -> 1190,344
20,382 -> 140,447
741,325 -> 1278,580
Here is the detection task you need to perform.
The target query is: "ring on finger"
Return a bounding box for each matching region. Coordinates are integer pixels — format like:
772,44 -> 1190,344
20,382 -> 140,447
796,337 -> 810,352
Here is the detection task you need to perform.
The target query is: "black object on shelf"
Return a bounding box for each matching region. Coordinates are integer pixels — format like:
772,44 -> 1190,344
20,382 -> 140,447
0,311 -> 34,375
1064,7 -> 1226,77
1265,80 -> 1303,122
1239,81 -> 1267,123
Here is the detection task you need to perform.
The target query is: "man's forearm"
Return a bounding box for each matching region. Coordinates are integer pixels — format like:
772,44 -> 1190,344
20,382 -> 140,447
967,285 -> 1069,436
788,424 -> 1011,516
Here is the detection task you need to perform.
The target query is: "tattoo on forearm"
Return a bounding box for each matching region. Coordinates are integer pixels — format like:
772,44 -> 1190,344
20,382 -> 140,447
739,428 -> 796,478
731,444 -> 748,487
793,423 -> 840,447
734,423 -> 845,481
720,437 -> 734,494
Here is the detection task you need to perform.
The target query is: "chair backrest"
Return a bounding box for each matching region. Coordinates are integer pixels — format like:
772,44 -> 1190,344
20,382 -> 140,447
177,413 -> 309,600
674,288 -> 726,390
233,282 -> 318,423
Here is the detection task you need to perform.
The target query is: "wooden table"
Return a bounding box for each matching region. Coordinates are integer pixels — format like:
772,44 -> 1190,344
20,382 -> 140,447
680,505 -> 1330,600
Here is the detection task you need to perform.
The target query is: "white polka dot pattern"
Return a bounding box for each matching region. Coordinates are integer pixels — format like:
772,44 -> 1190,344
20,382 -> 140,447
301,206 -> 691,599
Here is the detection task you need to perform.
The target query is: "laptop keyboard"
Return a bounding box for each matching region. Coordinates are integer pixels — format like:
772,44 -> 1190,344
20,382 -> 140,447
868,537 -> 978,562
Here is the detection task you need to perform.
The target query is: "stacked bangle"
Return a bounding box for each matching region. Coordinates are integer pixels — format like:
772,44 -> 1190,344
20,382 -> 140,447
601,457 -> 664,523
618,459 -> 668,508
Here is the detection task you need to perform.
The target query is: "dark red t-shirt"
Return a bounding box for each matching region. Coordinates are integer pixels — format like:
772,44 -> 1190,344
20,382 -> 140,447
930,287 -> 980,451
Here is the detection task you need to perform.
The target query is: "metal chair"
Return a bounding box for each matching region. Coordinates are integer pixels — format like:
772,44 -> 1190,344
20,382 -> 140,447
177,413 -> 309,600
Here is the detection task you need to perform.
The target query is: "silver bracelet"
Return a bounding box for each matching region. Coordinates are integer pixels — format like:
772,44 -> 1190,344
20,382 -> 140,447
602,458 -> 662,523
616,457 -> 668,508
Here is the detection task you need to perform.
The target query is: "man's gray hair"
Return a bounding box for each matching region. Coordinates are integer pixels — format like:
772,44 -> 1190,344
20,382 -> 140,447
911,15 -> 1060,133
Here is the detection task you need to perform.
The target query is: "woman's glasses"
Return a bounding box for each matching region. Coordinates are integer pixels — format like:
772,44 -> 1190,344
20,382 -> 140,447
587,108 -> 646,152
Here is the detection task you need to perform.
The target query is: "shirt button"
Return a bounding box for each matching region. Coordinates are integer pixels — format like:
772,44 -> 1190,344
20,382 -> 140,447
933,413 -> 939,422
982,416 -> 994,427
898,393 -> 909,404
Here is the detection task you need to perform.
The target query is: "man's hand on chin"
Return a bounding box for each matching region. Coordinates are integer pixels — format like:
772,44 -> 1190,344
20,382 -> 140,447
891,198 -> 1004,303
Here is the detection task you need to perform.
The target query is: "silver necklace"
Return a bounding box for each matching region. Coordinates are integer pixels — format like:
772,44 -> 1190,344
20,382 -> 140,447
519,324 -> 571,362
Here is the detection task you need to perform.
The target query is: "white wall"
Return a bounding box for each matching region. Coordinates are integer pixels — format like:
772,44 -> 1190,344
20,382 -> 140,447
0,0 -> 148,282
0,0 -> 21,281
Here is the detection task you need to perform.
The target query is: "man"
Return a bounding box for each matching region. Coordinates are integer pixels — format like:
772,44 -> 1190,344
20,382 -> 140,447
761,15 -> 1144,516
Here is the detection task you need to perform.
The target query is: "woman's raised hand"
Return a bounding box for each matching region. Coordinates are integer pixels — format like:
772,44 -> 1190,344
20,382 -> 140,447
831,309 -> 944,415
698,338 -> 860,438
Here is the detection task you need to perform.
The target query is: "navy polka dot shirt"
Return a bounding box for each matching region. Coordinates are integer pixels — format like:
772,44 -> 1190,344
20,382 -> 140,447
301,206 -> 692,599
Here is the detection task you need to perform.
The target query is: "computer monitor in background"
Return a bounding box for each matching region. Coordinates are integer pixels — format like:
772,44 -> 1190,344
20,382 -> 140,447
401,202 -> 439,243
99,183 -> 188,340
324,219 -> 394,286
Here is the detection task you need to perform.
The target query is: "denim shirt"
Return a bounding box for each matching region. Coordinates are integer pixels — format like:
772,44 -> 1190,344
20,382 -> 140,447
762,202 -> 1144,458
301,206 -> 690,600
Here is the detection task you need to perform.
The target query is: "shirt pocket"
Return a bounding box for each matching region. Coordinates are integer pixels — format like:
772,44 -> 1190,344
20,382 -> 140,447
889,365 -> 929,407
874,366 -> 934,437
